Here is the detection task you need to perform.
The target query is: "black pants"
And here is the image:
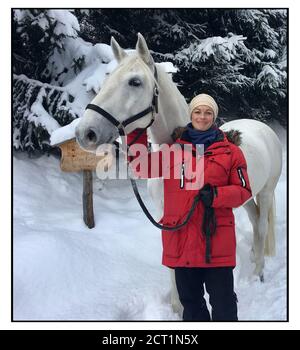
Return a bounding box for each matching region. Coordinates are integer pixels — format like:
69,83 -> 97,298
175,267 -> 238,321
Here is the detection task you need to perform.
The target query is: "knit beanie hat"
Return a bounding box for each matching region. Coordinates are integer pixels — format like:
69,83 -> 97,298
189,94 -> 219,120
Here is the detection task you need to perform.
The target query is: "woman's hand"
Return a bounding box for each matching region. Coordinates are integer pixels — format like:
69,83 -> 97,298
199,184 -> 215,207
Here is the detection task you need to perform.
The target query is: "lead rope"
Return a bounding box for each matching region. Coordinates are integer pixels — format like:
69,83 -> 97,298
130,178 -> 201,231
202,206 -> 216,263
115,127 -> 201,231
126,132 -> 216,261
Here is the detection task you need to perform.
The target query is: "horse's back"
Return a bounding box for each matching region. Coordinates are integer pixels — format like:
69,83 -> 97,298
221,119 -> 282,195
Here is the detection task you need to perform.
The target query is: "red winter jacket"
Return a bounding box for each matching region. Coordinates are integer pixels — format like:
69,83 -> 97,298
127,128 -> 252,268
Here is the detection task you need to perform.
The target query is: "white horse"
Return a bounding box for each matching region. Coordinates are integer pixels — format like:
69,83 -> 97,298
75,33 -> 282,314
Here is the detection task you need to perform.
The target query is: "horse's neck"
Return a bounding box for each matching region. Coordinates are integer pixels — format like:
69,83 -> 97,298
148,65 -> 189,145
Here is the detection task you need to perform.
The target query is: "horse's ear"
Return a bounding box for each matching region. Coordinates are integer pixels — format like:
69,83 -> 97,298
136,32 -> 154,68
111,36 -> 128,63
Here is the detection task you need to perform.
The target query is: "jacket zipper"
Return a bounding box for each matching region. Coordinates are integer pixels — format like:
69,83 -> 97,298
180,162 -> 185,189
237,167 -> 246,188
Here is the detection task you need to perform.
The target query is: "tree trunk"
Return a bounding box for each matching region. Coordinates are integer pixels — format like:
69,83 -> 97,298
82,170 -> 95,229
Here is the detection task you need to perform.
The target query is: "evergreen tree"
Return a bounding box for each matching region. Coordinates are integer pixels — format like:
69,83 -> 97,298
13,8 -> 287,155
13,9 -> 79,82
13,10 -> 81,154
73,9 -> 287,124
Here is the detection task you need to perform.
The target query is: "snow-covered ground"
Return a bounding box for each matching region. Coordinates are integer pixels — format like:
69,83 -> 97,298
13,123 -> 287,321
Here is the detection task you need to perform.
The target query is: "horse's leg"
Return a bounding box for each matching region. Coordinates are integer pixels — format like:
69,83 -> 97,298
169,269 -> 183,317
244,198 -> 259,263
264,193 -> 276,257
147,178 -> 183,316
254,189 -> 275,281
147,178 -> 164,220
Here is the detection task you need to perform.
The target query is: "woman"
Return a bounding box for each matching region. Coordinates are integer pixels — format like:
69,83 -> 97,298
127,93 -> 252,321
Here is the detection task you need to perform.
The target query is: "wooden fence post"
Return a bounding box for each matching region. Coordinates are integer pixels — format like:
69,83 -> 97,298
52,137 -> 110,229
82,170 -> 95,229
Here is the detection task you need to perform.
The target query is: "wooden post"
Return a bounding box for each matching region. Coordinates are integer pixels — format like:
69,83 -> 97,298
53,138 -> 111,229
82,170 -> 95,229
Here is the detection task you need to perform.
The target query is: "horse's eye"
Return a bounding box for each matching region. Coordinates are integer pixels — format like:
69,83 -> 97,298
128,78 -> 142,87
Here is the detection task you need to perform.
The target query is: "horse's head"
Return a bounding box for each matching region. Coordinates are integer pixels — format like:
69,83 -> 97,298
75,33 -> 158,152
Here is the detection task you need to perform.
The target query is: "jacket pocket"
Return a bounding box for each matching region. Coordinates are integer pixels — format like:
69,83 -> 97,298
211,217 -> 235,259
161,214 -> 184,226
216,216 -> 234,227
163,188 -> 195,217
161,215 -> 189,258
205,149 -> 231,179
207,157 -> 230,176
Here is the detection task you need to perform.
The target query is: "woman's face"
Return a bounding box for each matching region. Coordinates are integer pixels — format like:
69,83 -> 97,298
191,105 -> 214,131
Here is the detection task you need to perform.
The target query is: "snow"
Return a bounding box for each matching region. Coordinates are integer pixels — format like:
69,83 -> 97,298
177,34 -> 249,65
13,9 -> 33,22
13,123 -> 287,321
50,118 -> 80,145
257,64 -> 286,90
157,62 -> 178,74
82,62 -> 110,94
28,89 -> 61,135
48,10 -> 80,37
13,73 -> 82,148
265,49 -> 277,59
13,153 -> 176,320
94,43 -> 115,63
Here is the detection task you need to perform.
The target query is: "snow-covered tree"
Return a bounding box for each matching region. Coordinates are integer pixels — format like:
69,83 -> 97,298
13,74 -> 79,153
13,9 -> 287,154
166,9 -> 287,124
13,9 -> 80,83
73,9 -> 287,124
12,9 -> 110,154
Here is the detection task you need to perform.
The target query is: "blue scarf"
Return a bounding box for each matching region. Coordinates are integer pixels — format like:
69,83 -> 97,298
181,123 -> 222,150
